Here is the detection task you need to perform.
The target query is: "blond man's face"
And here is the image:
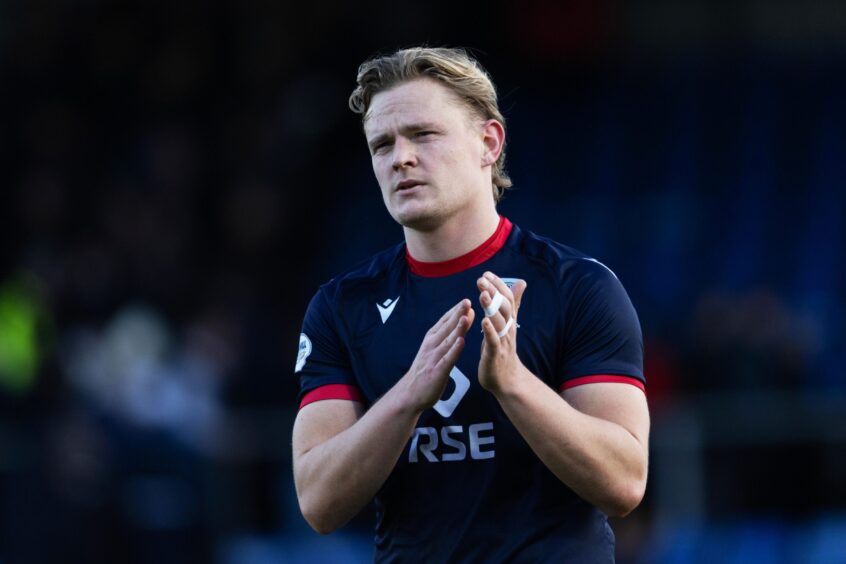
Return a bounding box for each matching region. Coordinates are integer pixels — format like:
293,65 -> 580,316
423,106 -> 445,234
364,78 -> 491,231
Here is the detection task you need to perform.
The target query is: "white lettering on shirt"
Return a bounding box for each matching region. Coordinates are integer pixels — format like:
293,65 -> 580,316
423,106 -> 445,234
408,422 -> 495,463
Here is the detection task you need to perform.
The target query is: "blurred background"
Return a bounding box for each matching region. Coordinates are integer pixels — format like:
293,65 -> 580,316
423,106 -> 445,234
2,0 -> 845,562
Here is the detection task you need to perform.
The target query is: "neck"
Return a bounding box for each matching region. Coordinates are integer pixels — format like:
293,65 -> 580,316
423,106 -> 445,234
404,203 -> 501,263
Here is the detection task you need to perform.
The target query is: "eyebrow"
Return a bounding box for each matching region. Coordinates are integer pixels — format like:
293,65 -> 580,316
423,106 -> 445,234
366,122 -> 441,151
367,133 -> 391,152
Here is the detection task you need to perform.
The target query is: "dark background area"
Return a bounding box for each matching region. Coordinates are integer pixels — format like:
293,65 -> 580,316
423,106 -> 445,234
1,1 -> 845,562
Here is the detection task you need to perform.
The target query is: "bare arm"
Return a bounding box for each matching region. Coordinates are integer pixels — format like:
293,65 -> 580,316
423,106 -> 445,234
493,378 -> 648,516
476,272 -> 649,517
292,299 -> 475,533
292,395 -> 418,534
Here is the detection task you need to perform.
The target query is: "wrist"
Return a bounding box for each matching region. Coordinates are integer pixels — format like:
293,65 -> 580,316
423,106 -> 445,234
487,363 -> 532,400
392,371 -> 430,417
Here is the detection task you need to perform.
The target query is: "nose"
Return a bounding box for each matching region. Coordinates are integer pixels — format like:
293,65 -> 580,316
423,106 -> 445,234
391,137 -> 417,170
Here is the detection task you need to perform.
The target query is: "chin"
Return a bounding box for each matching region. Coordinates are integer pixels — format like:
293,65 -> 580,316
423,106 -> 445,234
391,205 -> 444,232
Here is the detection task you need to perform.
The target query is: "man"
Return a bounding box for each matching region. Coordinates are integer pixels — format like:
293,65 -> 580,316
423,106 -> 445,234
292,47 -> 649,562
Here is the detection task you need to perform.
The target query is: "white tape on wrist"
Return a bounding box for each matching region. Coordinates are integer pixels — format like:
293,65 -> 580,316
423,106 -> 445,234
484,290 -> 504,317
497,316 -> 513,337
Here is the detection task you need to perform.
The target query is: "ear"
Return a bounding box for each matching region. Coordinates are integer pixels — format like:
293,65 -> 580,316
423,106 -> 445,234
480,119 -> 505,168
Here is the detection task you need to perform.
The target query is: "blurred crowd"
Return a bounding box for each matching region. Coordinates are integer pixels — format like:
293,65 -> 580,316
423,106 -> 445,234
2,1 -> 845,562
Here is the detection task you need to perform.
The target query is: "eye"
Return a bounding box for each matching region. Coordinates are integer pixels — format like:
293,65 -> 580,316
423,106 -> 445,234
416,130 -> 435,138
371,140 -> 392,154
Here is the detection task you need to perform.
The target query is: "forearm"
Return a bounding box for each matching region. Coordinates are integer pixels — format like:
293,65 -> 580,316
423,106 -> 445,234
294,381 -> 422,533
492,369 -> 648,516
294,299 -> 472,533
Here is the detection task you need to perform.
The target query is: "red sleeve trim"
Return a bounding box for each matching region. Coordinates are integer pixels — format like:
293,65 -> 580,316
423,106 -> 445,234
299,384 -> 364,409
560,374 -> 646,392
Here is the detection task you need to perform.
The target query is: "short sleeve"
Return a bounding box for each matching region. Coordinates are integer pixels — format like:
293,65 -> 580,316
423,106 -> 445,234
557,260 -> 645,390
295,287 -> 361,407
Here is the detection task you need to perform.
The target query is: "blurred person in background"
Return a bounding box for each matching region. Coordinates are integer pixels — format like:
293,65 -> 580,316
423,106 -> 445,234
291,46 -> 649,562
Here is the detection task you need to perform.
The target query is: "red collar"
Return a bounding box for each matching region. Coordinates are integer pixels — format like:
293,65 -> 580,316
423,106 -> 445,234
406,216 -> 513,277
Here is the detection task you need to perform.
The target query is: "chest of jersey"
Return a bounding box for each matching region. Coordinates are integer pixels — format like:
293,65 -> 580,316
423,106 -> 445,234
337,258 -> 559,462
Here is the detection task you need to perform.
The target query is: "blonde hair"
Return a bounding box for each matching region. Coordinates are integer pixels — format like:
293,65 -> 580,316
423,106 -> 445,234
349,47 -> 512,201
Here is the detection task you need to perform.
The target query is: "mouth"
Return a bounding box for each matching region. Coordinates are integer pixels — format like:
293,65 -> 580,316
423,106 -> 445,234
395,179 -> 424,192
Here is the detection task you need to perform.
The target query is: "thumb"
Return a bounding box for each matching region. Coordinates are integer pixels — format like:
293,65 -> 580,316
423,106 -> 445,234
512,280 -> 528,315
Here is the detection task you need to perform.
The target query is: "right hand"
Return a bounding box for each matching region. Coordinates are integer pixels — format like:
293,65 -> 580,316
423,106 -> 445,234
401,299 -> 475,413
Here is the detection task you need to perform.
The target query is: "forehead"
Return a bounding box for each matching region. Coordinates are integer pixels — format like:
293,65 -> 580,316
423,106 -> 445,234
363,78 -> 474,136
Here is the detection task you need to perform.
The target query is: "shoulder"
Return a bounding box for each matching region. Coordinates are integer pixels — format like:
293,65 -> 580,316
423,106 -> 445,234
302,242 -> 406,343
316,242 -> 406,304
505,223 -> 618,287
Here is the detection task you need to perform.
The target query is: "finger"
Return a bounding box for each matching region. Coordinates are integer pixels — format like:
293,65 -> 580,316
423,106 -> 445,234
434,335 -> 465,372
479,293 -> 511,334
464,306 -> 476,333
478,286 -> 512,334
433,314 -> 471,358
433,299 -> 468,329
427,299 -> 470,342
482,272 -> 514,303
480,317 -> 501,352
478,274 -> 514,315
481,273 -> 522,335
432,325 -> 468,375
511,280 -> 528,318
478,288 -> 500,316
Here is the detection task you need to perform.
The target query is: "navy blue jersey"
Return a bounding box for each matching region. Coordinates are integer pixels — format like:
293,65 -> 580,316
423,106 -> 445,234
296,218 -> 644,563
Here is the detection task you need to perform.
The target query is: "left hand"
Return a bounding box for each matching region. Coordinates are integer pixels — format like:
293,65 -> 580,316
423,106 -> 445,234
476,272 -> 528,393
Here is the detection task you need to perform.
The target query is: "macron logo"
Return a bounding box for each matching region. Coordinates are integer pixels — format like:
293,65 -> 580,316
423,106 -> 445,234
377,297 -> 400,323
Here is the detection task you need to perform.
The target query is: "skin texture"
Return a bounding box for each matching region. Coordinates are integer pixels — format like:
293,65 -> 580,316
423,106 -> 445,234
292,77 -> 650,534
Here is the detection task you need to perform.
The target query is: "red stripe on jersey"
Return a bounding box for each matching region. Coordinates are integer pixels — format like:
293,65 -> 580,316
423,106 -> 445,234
299,384 -> 364,409
406,216 -> 513,277
560,375 -> 646,392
